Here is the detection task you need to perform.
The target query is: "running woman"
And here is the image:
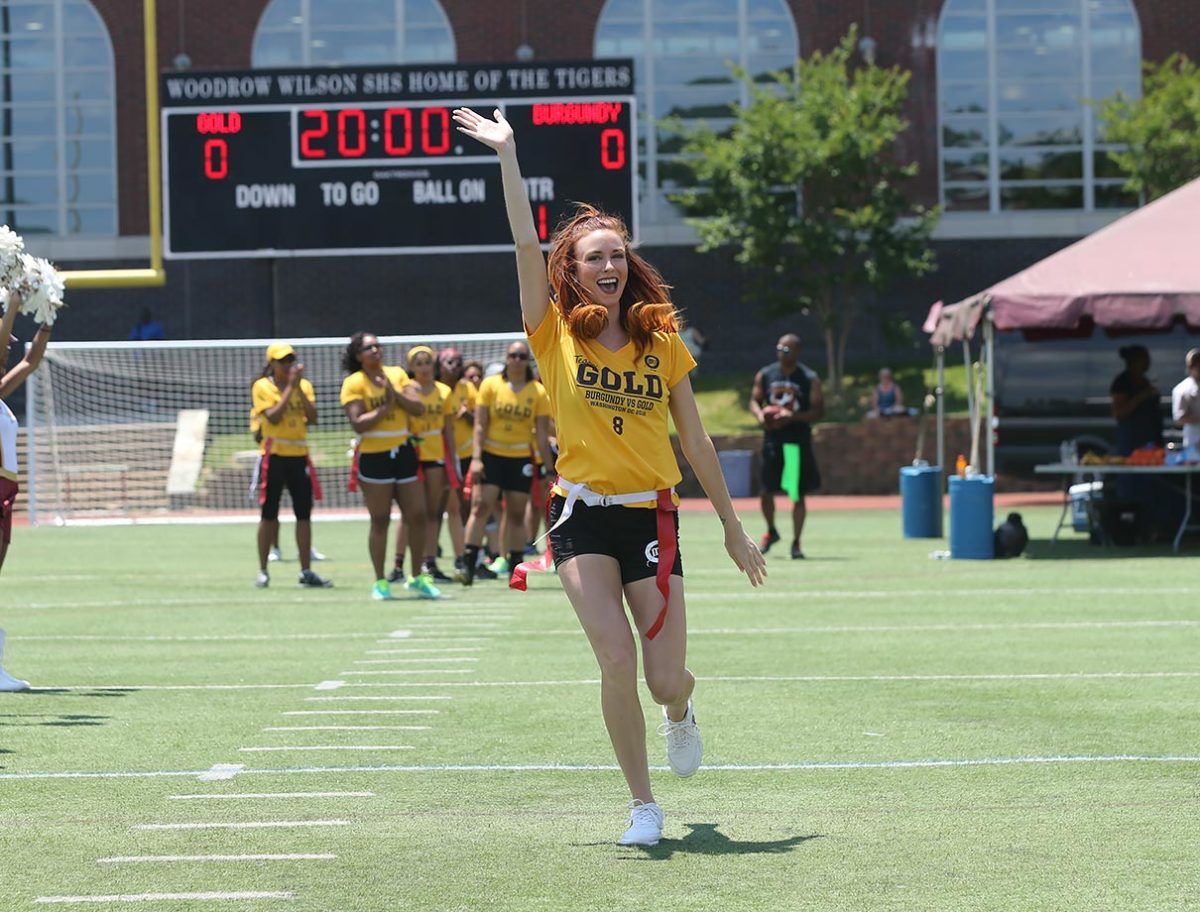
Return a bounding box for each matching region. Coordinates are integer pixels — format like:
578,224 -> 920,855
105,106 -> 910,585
340,332 -> 439,600
0,296 -> 51,690
461,339 -> 553,583
453,106 -> 765,845
250,342 -> 331,589
388,345 -> 456,583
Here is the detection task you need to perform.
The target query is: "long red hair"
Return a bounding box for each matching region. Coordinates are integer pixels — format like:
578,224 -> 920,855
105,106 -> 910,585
546,204 -> 679,362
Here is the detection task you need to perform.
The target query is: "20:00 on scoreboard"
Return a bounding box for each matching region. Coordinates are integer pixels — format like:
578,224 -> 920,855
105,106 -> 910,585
161,63 -> 637,259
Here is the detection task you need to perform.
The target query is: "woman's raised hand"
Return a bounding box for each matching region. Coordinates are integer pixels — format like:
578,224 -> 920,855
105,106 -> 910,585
452,107 -> 513,153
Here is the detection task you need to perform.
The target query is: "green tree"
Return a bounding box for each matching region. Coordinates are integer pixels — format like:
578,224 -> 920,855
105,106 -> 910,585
667,29 -> 938,394
1098,53 -> 1200,201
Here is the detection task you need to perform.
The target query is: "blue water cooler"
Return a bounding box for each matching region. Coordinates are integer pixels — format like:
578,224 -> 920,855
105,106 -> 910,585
899,465 -> 943,538
949,475 -> 994,559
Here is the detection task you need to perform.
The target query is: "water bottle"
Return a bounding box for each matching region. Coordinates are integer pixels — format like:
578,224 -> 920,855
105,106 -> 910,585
1059,440 -> 1075,466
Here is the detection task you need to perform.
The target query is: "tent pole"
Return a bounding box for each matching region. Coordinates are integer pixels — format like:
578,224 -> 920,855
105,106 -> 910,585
936,345 -> 945,478
984,314 -> 995,478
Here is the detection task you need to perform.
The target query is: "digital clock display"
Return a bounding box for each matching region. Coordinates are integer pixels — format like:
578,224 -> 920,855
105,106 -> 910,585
161,61 -> 637,258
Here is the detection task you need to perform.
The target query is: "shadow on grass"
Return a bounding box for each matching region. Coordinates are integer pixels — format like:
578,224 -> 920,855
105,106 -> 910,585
20,688 -> 135,698
0,713 -> 112,727
578,823 -> 822,858
1024,539 -> 1183,561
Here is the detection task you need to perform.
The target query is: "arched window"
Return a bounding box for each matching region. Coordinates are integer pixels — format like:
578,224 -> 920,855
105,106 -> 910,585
252,0 -> 455,67
595,0 -> 799,230
938,0 -> 1141,213
0,0 -> 117,236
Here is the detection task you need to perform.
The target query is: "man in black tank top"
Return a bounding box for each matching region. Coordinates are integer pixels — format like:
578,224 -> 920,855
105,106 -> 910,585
749,333 -> 824,559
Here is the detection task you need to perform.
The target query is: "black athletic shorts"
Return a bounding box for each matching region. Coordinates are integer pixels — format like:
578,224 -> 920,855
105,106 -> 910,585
358,443 -> 419,486
548,494 -> 683,584
261,455 -> 314,521
761,439 -> 821,495
480,451 -> 535,494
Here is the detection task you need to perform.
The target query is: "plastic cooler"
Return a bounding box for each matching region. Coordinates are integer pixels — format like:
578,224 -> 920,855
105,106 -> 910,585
899,465 -> 943,538
1069,481 -> 1102,532
717,449 -> 753,499
949,475 -> 994,559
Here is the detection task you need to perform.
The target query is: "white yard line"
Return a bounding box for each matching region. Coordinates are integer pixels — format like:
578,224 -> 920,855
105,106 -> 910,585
303,695 -> 451,701
351,657 -> 479,664
168,792 -> 373,800
198,764 -> 244,782
364,647 -> 485,654
135,820 -> 349,830
36,892 -> 294,904
262,726 -> 430,732
281,710 -> 440,716
97,854 -> 336,863
336,670 -> 473,676
375,637 -> 491,643
20,633 -> 379,642
238,746 -> 415,752
4,755 -> 1198,783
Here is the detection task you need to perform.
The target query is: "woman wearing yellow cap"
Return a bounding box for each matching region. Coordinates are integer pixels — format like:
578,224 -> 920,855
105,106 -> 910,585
250,342 -> 331,590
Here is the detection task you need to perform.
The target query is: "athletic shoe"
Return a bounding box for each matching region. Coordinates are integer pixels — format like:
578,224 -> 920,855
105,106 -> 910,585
310,547 -> 328,561
298,569 -> 333,588
255,570 -> 270,588
487,556 -> 511,575
268,546 -> 282,562
422,561 -> 453,583
791,544 -> 805,560
452,557 -> 470,585
759,529 -> 780,554
371,580 -> 397,601
473,563 -> 498,581
405,574 -> 442,600
658,699 -> 703,778
386,567 -> 405,584
618,800 -> 663,847
0,668 -> 31,692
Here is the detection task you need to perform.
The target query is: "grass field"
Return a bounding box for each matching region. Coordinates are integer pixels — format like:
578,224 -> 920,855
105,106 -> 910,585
0,503 -> 1197,910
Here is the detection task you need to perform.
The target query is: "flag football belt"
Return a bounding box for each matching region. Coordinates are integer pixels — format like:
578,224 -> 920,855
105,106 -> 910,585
511,476 -> 677,640
258,438 -> 322,505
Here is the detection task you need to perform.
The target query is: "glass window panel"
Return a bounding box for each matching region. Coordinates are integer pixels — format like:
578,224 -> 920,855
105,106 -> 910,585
407,0 -> 450,25
751,24 -> 792,53
997,46 -> 1080,80
6,138 -> 56,170
995,13 -> 1080,50
1089,12 -> 1138,49
944,0 -> 986,12
62,3 -> 104,34
999,183 -> 1084,209
651,0 -> 737,21
8,36 -> 55,68
1094,182 -> 1137,208
1090,76 -> 1140,104
63,70 -> 113,101
943,150 -> 990,182
310,32 -> 393,65
404,29 -> 454,62
999,149 -> 1082,180
747,0 -> 794,17
995,0 -> 1080,11
654,21 -> 741,56
0,105 -> 56,136
657,158 -> 705,189
943,185 -> 990,210
748,58 -> 796,84
656,84 -> 739,117
63,138 -> 112,170
252,31 -> 302,67
942,117 -> 988,148
0,173 -> 56,205
6,3 -> 54,33
940,23 -> 988,53
65,205 -> 113,234
655,55 -> 735,87
1093,150 -> 1128,179
603,0 -> 643,20
256,0 -> 301,30
942,81 -> 989,115
939,49 -> 988,82
65,170 -> 113,203
1,73 -> 55,102
3,207 -> 59,233
310,0 -> 392,28
996,79 -> 1082,113
997,114 -> 1081,145
596,23 -> 643,57
64,35 -> 109,66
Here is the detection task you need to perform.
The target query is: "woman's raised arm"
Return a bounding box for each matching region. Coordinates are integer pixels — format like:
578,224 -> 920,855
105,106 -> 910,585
452,107 -> 549,331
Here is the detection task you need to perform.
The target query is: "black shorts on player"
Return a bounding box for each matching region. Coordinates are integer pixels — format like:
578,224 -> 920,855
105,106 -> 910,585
548,494 -> 683,585
358,443 -> 419,485
260,455 -> 315,521
480,451 -> 535,494
760,439 -> 821,495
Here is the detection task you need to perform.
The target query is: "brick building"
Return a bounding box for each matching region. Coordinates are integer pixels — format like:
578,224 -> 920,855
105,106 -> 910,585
6,0 -> 1199,372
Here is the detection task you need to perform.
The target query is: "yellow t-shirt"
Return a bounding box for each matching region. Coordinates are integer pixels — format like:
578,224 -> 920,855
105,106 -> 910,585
339,366 -> 412,454
476,374 -> 551,458
527,306 -> 695,504
409,380 -> 453,462
446,379 -> 478,459
251,376 -> 315,457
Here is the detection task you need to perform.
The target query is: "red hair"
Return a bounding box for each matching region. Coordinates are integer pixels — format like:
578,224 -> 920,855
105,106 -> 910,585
546,204 -> 679,362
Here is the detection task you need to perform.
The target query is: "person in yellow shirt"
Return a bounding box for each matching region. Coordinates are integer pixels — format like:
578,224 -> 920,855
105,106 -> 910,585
387,345 -> 456,584
462,340 -> 553,583
339,331 -> 436,601
454,105 -> 765,847
434,346 -> 476,580
251,342 -> 331,590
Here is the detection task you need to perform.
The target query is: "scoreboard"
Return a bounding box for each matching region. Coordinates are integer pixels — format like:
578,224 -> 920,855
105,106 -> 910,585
160,61 -> 637,258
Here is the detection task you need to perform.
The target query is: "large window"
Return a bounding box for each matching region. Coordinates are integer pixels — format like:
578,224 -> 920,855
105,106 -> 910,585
595,0 -> 799,229
252,0 -> 455,67
0,0 -> 116,236
938,0 -> 1141,213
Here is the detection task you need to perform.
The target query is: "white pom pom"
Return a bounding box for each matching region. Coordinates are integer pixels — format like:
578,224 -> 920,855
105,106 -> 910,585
15,254 -> 66,326
0,225 -> 26,299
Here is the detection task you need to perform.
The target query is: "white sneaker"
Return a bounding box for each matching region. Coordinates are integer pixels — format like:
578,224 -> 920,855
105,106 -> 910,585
309,547 -> 327,561
0,667 -> 31,692
255,570 -> 270,588
268,547 -> 282,562
618,800 -> 663,846
658,699 -> 703,778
